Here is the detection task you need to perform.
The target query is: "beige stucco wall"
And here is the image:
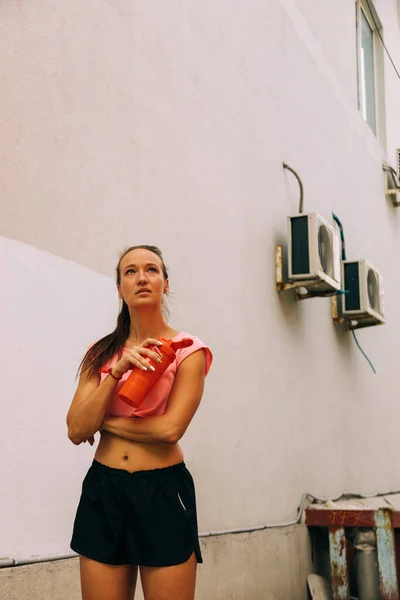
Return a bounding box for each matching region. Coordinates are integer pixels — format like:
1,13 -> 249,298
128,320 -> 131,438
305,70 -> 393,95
0,525 -> 312,600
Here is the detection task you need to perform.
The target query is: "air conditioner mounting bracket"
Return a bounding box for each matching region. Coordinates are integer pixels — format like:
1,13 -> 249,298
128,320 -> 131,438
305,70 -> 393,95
276,246 -> 339,300
331,296 -> 384,330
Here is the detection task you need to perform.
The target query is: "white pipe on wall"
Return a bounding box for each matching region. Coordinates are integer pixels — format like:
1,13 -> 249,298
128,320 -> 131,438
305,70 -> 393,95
3,487 -> 399,569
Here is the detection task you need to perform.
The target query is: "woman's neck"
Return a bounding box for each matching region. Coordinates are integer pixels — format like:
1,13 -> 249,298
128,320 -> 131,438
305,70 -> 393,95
127,308 -> 170,344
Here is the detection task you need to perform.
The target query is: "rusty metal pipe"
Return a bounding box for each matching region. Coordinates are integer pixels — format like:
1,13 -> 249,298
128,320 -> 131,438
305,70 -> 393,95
354,529 -> 380,600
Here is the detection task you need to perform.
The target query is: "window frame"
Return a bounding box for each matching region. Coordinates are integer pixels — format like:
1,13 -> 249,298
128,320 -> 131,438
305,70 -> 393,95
355,0 -> 386,144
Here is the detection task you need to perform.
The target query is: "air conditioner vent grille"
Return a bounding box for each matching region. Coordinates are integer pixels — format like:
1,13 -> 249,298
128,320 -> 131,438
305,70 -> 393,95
367,268 -> 379,311
318,223 -> 333,278
397,148 -> 400,181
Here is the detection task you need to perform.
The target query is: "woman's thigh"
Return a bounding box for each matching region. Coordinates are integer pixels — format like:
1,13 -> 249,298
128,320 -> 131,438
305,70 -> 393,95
139,552 -> 197,600
80,556 -> 138,600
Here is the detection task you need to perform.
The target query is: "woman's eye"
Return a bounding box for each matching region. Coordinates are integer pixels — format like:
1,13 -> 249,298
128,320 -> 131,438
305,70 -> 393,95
149,267 -> 157,273
126,269 -> 135,275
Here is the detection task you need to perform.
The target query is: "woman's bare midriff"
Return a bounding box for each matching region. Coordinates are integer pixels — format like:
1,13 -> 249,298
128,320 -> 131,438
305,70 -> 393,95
94,430 -> 184,473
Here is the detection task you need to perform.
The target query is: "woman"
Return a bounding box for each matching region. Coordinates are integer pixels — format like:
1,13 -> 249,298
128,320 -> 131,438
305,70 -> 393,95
67,245 -> 212,600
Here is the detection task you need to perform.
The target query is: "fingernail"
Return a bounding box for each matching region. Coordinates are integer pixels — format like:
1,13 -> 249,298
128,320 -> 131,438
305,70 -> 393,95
142,366 -> 148,371
149,365 -> 155,372
157,341 -> 163,345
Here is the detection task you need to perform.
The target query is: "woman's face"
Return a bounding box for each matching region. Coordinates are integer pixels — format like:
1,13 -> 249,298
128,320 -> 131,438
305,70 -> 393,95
118,248 -> 168,308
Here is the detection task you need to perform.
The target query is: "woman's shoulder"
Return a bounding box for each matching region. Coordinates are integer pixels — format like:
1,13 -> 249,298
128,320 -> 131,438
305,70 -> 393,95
172,331 -> 208,346
172,331 -> 197,340
173,332 -> 213,375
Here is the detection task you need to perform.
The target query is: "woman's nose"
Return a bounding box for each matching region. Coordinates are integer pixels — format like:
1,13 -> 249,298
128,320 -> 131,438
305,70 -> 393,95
137,271 -> 148,283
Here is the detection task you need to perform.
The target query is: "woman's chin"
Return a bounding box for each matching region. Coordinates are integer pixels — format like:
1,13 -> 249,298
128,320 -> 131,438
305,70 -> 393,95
130,297 -> 160,309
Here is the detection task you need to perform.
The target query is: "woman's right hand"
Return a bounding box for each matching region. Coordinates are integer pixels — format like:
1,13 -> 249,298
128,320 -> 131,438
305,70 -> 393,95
112,338 -> 164,379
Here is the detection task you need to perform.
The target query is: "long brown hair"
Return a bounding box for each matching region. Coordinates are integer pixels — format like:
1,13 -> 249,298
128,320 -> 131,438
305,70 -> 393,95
78,245 -> 169,377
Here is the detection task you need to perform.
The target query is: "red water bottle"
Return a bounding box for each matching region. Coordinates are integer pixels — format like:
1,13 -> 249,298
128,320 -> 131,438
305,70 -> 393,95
118,337 -> 194,408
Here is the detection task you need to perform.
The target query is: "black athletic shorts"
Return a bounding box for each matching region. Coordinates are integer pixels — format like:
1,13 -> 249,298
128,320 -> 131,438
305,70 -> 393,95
70,459 -> 203,567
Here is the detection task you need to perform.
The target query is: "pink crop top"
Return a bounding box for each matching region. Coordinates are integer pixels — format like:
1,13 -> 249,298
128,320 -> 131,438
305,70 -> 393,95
99,332 -> 213,418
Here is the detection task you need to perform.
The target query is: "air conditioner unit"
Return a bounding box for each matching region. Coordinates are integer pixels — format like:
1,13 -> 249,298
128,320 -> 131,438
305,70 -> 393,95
397,147 -> 400,181
383,149 -> 400,205
341,259 -> 384,325
287,212 -> 341,294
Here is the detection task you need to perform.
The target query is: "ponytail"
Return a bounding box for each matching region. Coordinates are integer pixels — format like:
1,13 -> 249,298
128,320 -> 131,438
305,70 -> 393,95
78,301 -> 130,377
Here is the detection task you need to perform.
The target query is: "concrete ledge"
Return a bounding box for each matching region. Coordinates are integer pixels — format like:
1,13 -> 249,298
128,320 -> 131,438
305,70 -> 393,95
0,524 -> 312,600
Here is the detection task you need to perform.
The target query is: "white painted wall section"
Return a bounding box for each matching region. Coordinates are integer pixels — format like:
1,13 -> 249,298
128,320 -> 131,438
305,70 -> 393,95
0,237 -> 118,559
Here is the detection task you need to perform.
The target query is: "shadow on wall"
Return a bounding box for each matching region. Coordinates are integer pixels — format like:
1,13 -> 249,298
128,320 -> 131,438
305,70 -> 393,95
272,232 -> 358,375
273,235 -> 307,331
0,235 -> 118,560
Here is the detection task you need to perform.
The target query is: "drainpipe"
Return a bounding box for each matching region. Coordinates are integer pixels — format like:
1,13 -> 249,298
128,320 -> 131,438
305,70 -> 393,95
3,488 -> 398,570
354,529 -> 380,600
0,553 -> 77,568
0,492 -> 312,568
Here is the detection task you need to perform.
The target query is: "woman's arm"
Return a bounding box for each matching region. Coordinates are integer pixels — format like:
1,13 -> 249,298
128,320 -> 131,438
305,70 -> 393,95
101,350 -> 206,444
66,368 -> 118,445
67,339 -> 163,445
